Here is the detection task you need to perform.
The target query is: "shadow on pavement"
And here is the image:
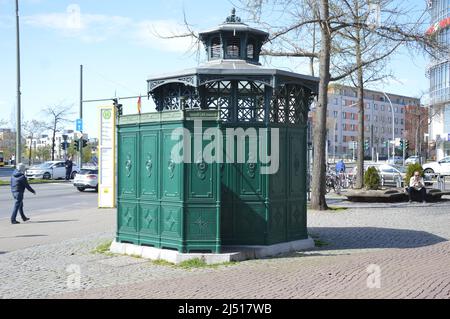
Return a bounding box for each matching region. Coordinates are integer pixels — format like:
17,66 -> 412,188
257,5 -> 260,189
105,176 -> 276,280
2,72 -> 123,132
31,220 -> 78,224
308,227 -> 448,250
0,234 -> 48,239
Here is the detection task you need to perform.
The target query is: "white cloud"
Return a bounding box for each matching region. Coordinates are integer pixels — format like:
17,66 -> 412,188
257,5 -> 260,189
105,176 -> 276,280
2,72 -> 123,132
21,4 -> 194,51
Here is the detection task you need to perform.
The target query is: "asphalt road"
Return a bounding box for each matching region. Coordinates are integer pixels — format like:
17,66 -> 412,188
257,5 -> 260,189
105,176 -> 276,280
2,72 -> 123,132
0,182 -> 98,220
0,167 -> 14,178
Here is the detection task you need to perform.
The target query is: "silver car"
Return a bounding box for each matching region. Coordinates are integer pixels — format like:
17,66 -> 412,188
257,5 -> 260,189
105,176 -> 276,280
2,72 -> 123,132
377,164 -> 406,187
73,168 -> 98,192
26,161 -> 79,180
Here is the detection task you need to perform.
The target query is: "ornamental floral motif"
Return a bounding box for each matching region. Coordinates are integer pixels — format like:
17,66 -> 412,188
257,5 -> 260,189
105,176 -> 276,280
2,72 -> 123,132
168,160 -> 176,179
145,154 -> 153,178
125,154 -> 132,178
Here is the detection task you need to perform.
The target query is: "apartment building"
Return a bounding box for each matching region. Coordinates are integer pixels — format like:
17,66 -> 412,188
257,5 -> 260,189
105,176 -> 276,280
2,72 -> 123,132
311,84 -> 421,160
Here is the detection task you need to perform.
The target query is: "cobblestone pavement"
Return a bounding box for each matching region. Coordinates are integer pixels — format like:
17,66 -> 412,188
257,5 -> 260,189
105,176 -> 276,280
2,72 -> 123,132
1,199 -> 450,299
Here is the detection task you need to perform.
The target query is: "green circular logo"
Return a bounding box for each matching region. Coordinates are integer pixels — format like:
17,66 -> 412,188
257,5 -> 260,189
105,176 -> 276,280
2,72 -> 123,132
103,110 -> 112,120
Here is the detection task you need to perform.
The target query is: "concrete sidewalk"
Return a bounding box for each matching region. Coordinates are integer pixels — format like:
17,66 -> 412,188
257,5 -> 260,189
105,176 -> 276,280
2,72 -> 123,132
0,207 -> 115,253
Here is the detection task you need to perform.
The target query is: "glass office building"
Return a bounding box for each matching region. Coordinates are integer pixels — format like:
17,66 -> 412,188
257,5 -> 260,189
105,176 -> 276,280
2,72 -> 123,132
428,0 -> 450,159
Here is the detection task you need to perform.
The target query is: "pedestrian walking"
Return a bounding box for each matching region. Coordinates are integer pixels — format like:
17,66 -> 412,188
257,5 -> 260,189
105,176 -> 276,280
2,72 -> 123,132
10,163 -> 36,225
65,156 -> 73,180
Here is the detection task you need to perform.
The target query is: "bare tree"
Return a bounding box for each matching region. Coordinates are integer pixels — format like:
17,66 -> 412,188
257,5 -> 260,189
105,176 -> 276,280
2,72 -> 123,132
22,120 -> 46,166
43,105 -> 74,161
155,0 -> 444,209
241,0 -> 444,207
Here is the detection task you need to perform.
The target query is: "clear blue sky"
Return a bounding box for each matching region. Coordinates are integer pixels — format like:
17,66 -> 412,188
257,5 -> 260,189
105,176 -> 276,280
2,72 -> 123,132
0,0 -> 431,138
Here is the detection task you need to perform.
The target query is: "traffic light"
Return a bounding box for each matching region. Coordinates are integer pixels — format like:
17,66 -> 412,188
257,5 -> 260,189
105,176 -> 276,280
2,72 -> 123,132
400,139 -> 404,149
82,139 -> 88,148
74,140 -> 80,151
364,140 -> 369,151
405,140 -> 409,150
113,98 -> 123,116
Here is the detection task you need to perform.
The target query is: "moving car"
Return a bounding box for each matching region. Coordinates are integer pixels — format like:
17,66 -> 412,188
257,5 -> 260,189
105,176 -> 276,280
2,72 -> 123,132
73,168 -> 98,192
405,156 -> 420,165
422,157 -> 450,175
26,161 -> 79,180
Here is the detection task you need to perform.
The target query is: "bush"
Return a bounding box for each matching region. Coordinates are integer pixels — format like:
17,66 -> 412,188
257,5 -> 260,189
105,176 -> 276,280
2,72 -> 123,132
405,163 -> 424,185
364,166 -> 381,190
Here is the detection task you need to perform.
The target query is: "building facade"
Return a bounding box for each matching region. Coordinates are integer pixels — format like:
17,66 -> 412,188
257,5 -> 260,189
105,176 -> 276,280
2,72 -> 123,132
311,84 -> 421,160
427,0 -> 450,160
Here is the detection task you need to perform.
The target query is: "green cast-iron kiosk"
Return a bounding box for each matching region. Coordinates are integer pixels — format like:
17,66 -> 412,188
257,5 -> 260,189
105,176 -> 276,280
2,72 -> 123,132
116,10 -> 319,254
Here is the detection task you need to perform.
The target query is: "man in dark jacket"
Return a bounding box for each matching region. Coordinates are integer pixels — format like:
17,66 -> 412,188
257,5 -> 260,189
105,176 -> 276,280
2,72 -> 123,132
65,156 -> 73,180
10,163 -> 36,224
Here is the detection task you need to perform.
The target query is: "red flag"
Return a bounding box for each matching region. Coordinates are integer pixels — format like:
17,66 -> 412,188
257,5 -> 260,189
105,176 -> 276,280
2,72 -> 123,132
137,96 -> 142,114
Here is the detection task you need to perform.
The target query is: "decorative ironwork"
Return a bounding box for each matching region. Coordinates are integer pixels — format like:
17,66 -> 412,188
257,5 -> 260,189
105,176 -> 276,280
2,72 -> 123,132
225,8 -> 241,23
270,84 -> 311,125
168,160 -> 176,179
145,154 -> 153,178
237,81 -> 265,122
149,80 -> 165,91
125,154 -> 132,177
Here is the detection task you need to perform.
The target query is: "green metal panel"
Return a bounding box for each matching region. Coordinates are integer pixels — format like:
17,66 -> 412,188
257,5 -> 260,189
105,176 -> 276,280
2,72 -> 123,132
139,129 -> 159,201
185,205 -> 220,252
118,131 -> 138,200
117,201 -> 139,244
138,202 -> 160,247
160,204 -> 183,250
161,128 -> 182,202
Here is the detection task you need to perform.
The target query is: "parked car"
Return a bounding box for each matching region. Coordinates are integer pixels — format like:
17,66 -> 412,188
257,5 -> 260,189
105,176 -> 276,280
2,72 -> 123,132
405,156 -> 421,165
376,164 -> 406,187
26,161 -> 79,180
73,168 -> 98,192
422,157 -> 450,175
386,156 -> 403,165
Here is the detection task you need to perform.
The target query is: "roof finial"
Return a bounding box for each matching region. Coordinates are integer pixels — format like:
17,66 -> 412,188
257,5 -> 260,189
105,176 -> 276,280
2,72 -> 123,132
225,8 -> 241,23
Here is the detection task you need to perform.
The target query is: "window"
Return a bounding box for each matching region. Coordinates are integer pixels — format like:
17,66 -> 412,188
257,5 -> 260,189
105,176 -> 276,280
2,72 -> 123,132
381,105 -> 385,111
333,111 -> 338,118
211,37 -> 221,59
342,112 -> 347,119
351,113 -> 355,120
247,38 -> 255,59
334,98 -> 338,105
226,38 -> 240,58
374,104 -> 378,110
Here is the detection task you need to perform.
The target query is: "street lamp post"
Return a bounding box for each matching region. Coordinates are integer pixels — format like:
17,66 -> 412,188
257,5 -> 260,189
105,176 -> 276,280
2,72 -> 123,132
382,92 -> 395,162
15,0 -> 22,165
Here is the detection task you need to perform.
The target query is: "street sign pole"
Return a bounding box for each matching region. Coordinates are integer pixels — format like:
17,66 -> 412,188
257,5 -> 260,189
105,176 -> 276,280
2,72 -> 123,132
79,65 -> 83,169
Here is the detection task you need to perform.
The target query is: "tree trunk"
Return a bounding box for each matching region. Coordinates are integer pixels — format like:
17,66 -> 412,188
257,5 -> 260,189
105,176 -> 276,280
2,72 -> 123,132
355,21 -> 365,189
51,123 -> 56,161
28,136 -> 33,166
310,0 -> 330,211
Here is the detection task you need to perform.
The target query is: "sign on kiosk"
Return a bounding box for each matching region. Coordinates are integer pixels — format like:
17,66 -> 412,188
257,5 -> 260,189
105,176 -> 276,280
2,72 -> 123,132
98,105 -> 116,208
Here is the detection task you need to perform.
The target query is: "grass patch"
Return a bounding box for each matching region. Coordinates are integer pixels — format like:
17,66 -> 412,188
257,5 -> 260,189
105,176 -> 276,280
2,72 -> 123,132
150,258 -> 238,269
152,259 -> 175,267
0,179 -> 67,186
91,240 -> 113,255
314,239 -> 330,247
